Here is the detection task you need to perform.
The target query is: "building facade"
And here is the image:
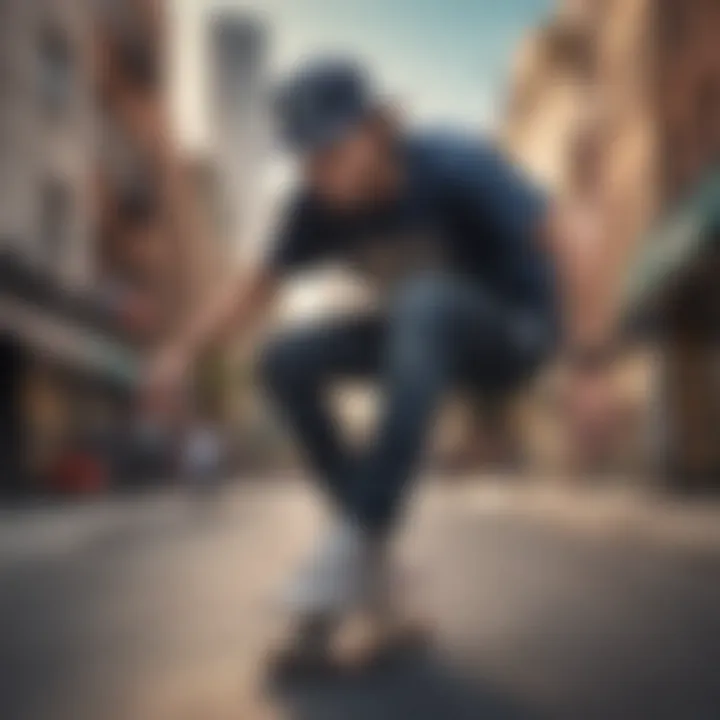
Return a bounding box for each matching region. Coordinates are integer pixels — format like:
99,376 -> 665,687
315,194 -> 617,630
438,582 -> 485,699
207,12 -> 266,263
507,0 -> 720,293
503,7 -> 596,191
505,0 -> 720,479
0,0 -> 145,494
0,0 -> 94,283
649,0 -> 720,482
0,0 -> 190,494
95,0 -> 189,344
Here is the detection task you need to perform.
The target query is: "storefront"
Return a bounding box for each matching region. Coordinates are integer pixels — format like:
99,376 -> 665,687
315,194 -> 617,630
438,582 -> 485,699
624,171 -> 720,487
0,254 -> 139,496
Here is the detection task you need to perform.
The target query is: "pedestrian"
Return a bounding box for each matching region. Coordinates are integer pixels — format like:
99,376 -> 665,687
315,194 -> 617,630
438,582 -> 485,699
144,57 -> 614,674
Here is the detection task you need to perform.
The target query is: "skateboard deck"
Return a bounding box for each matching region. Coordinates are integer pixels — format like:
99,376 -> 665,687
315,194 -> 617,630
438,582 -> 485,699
267,610 -> 432,685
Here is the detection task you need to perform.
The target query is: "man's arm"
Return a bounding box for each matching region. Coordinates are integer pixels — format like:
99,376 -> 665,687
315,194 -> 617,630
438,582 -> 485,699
541,203 -> 617,366
442,134 -> 618,368
172,266 -> 277,358
144,266 -> 279,408
177,195 -> 315,353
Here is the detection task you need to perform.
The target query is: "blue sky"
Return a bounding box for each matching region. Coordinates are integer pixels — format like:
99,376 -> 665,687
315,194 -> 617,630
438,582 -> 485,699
172,0 -> 552,149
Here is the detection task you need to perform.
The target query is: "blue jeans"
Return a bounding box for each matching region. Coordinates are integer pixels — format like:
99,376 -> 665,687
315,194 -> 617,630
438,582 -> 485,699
261,274 -> 554,533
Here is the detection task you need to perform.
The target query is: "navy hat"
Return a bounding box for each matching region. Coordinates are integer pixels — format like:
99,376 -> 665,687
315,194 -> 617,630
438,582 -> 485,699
274,57 -> 377,154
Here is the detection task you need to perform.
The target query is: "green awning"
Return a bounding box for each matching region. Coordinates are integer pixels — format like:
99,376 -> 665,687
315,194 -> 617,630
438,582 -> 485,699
0,296 -> 141,387
622,170 -> 720,322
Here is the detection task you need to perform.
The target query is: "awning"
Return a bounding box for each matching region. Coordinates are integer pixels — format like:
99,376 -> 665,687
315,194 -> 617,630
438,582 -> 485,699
622,170 -> 720,326
0,296 -> 140,387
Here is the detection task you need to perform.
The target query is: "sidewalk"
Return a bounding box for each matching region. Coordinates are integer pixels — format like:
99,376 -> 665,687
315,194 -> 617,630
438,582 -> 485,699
1,476 -> 720,720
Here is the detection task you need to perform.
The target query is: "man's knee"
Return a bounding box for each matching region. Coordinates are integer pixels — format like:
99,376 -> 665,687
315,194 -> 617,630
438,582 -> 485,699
392,276 -> 466,339
259,332 -> 315,395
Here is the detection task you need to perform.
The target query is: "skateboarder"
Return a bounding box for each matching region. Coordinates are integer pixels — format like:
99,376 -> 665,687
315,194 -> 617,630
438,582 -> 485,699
145,57 -> 613,672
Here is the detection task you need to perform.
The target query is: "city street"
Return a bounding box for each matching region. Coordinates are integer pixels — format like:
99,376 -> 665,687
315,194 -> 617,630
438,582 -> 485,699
1,478 -> 720,720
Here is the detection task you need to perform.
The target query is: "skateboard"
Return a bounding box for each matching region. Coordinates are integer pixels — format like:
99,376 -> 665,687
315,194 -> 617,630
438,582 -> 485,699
266,600 -> 432,685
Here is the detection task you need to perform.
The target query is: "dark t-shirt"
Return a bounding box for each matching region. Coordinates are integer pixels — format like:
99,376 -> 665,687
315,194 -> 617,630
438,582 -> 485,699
268,130 -> 558,325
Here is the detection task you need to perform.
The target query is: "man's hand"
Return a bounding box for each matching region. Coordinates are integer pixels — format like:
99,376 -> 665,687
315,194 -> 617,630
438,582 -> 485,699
141,344 -> 193,419
561,347 -> 620,467
139,269 -> 276,414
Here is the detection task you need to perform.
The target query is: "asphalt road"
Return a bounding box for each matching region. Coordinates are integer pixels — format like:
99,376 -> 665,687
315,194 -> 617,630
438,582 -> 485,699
1,478 -> 719,720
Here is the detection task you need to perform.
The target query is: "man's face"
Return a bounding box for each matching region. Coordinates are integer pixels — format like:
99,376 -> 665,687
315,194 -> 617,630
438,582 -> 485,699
304,119 -> 386,210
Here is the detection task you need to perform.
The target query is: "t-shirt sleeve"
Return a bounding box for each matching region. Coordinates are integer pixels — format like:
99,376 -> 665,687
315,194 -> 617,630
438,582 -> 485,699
264,195 -> 323,274
423,131 -> 557,312
437,133 -> 549,240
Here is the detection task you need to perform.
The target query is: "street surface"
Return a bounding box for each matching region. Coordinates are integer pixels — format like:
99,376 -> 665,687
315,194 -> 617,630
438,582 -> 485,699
1,478 -> 720,720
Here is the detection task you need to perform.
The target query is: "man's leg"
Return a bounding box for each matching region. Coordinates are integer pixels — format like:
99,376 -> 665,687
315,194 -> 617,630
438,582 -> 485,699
351,274 -> 523,533
260,314 -> 382,516
259,278 -> 542,620
260,315 -> 388,633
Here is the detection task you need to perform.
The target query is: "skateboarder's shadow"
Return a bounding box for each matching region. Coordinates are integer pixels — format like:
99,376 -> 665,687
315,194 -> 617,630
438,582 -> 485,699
270,645 -> 540,720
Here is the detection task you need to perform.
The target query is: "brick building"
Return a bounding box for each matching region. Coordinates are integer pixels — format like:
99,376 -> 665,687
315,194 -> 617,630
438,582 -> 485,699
0,0 -> 203,494
0,0 -> 139,494
504,4 -> 596,191
506,0 -> 720,297
505,0 -> 720,479
0,0 -> 94,281
94,0 -> 191,345
207,12 -> 266,263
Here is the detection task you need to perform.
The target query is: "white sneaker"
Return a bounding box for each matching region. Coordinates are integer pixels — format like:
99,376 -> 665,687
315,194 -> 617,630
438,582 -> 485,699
283,518 -> 388,617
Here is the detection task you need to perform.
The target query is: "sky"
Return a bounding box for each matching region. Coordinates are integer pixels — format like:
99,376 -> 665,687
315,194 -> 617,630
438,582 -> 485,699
170,0 -> 553,152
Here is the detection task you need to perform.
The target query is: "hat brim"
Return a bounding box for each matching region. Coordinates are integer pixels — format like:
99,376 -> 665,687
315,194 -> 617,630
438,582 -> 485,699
282,102 -> 378,155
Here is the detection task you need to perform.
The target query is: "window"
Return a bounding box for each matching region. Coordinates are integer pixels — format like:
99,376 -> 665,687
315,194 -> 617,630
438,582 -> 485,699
119,31 -> 159,88
696,74 -> 720,161
100,115 -> 158,224
545,25 -> 595,81
660,0 -> 690,51
38,29 -> 74,117
118,167 -> 158,224
40,180 -> 72,268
